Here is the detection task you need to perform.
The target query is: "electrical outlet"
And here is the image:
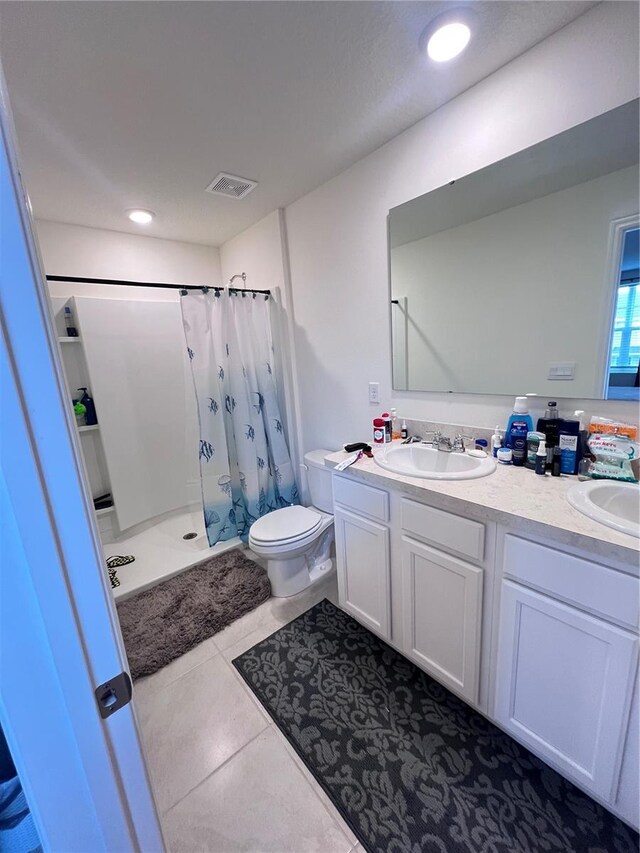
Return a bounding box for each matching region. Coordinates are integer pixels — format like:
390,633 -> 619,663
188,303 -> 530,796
368,382 -> 380,404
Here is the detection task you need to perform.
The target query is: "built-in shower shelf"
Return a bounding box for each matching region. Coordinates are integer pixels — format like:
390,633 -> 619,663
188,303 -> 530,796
95,506 -> 115,517
78,424 -> 99,433
59,336 -> 82,343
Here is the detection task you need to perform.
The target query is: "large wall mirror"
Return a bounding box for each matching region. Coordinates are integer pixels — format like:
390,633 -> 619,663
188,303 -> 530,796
389,99 -> 639,401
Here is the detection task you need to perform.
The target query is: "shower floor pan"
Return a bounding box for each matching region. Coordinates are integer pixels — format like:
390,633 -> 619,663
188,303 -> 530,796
105,507 -> 242,601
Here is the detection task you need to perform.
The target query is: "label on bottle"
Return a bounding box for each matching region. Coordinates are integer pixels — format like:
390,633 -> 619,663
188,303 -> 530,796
559,434 -> 578,451
559,434 -> 578,474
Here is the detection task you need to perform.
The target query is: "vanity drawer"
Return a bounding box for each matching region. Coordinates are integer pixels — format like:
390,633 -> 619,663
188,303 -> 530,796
332,475 -> 389,523
401,498 -> 485,563
503,534 -> 639,630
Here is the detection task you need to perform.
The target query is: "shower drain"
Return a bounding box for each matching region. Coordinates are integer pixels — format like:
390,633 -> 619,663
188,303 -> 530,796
183,532 -> 198,540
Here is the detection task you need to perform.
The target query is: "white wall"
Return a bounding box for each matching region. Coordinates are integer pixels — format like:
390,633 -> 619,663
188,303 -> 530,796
282,2 -> 640,452
391,166 -> 639,397
36,219 -> 222,289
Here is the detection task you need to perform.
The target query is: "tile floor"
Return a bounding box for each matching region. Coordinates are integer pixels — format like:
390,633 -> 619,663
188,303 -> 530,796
133,571 -> 362,853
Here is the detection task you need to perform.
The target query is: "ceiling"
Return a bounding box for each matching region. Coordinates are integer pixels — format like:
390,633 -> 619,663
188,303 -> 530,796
1,1 -> 597,248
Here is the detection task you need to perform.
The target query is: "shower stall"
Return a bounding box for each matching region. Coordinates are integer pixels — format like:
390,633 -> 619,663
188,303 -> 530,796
50,274 -> 285,600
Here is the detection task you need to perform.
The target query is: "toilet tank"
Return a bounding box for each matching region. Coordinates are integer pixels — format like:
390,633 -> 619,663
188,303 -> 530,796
303,450 -> 334,513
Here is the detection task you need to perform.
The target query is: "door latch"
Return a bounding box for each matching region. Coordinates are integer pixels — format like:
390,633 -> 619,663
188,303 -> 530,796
94,671 -> 132,719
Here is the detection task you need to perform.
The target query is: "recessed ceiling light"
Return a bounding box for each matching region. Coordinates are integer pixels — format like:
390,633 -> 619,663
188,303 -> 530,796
126,208 -> 155,224
421,9 -> 474,63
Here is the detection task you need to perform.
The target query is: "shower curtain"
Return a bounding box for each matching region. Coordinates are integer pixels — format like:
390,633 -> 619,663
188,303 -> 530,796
181,290 -> 299,546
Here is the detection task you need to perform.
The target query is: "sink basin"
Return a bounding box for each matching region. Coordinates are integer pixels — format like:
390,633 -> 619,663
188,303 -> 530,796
567,480 -> 640,538
374,444 -> 496,481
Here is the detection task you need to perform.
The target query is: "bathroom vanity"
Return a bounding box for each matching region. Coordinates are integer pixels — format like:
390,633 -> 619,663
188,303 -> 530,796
326,449 -> 640,830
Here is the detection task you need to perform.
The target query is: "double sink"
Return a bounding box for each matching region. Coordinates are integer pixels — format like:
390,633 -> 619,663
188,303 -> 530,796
373,442 -> 639,538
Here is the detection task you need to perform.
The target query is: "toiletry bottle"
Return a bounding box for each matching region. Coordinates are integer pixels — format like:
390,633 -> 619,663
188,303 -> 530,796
505,397 -> 534,466
526,431 -> 545,470
551,446 -> 562,477
78,388 -> 98,426
381,412 -> 392,443
401,419 -> 408,440
491,426 -> 502,458
535,440 -> 547,475
558,414 -> 581,475
536,402 -> 560,469
373,418 -> 385,444
64,305 -> 78,337
390,408 -> 402,440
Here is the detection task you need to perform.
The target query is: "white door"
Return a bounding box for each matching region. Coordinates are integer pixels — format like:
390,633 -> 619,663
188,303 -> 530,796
0,75 -> 163,850
334,507 -> 391,639
495,580 -> 638,801
401,536 -> 483,704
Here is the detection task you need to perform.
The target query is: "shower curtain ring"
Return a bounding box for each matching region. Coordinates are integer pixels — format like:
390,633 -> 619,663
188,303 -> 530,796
180,289 -> 188,296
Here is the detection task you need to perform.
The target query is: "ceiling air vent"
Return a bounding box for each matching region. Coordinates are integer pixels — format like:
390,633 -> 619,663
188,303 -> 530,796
205,172 -> 258,200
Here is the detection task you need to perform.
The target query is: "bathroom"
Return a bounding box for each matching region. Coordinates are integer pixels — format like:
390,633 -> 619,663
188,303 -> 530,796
0,2 -> 639,852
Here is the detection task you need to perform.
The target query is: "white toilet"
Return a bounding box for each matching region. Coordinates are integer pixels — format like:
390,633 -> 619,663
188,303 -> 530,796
248,449 -> 334,597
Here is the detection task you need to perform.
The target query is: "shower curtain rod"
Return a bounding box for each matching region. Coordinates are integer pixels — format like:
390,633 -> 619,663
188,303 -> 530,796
45,274 -> 271,296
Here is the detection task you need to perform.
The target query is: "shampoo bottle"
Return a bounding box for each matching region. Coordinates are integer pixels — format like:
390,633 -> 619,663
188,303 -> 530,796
505,397 -> 534,467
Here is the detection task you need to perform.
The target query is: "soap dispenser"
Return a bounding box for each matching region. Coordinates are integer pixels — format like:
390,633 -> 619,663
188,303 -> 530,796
78,388 -> 98,426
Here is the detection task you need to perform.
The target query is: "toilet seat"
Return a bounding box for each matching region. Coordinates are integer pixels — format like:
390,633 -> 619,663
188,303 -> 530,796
249,505 -> 322,546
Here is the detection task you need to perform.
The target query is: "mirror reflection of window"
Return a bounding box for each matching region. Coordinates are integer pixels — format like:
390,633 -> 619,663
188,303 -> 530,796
607,226 -> 640,401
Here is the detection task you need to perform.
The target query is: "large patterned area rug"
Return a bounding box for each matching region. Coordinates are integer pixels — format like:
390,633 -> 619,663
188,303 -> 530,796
233,598 -> 638,853
118,549 -> 270,679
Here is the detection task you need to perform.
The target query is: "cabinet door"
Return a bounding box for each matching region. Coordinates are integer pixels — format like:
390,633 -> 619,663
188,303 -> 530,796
401,536 -> 483,704
495,580 -> 638,801
616,669 -> 639,830
334,507 -> 391,639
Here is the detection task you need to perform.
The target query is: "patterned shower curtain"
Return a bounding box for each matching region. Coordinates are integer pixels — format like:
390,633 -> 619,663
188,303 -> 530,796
181,290 -> 299,545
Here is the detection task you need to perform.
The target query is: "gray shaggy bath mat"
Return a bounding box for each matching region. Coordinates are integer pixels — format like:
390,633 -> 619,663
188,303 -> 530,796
117,549 -> 270,679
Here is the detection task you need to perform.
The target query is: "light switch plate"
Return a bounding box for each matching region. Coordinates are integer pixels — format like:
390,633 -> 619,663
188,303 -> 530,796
368,382 -> 380,404
548,362 -> 576,380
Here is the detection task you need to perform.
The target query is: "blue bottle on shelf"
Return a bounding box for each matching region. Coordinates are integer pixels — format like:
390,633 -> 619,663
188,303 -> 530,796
505,397 -> 534,467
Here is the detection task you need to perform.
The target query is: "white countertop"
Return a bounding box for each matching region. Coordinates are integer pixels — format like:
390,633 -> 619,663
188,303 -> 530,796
325,444 -> 640,568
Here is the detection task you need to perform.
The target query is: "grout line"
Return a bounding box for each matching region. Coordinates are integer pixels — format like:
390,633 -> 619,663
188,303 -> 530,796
266,718 -> 358,847
161,723 -> 270,817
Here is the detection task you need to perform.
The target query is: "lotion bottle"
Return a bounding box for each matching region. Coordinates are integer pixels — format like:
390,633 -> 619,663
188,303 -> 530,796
491,426 -> 502,458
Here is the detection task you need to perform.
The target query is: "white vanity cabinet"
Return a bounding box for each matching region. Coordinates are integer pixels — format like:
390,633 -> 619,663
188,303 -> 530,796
330,464 -> 640,830
495,534 -> 639,804
333,476 -> 391,640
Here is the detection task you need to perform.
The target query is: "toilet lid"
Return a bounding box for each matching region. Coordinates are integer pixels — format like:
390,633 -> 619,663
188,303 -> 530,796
250,506 -> 322,544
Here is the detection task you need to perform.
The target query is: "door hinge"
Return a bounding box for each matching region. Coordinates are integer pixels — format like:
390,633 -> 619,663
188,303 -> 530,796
94,671 -> 132,719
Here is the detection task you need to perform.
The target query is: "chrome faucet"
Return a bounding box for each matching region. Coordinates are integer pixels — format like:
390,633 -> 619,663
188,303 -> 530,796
421,430 -> 474,453
452,433 -> 475,452
422,430 -> 453,452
